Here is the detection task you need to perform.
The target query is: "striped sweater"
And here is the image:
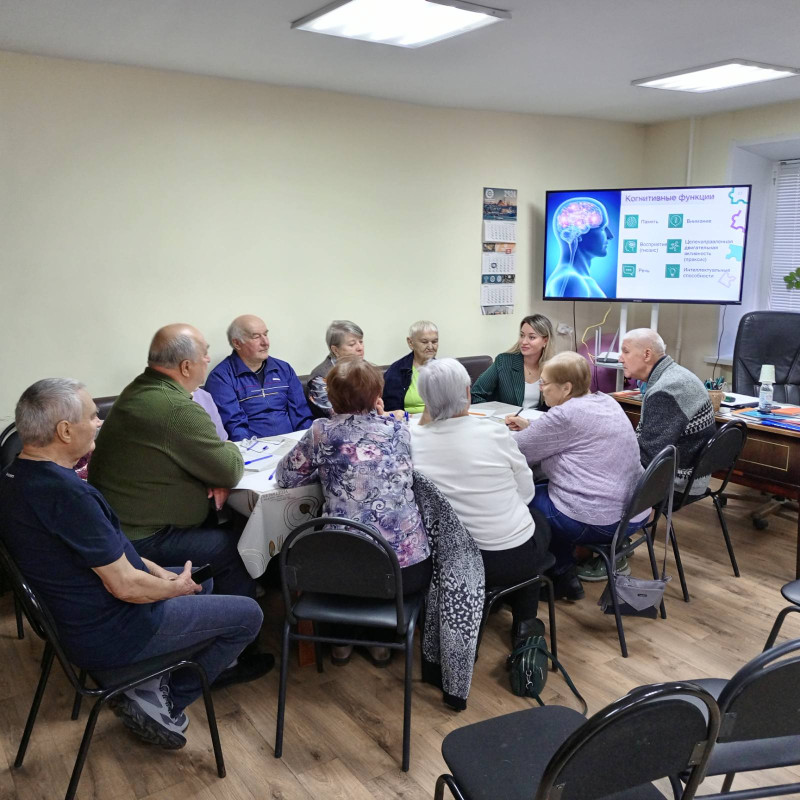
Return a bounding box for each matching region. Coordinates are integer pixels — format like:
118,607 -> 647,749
637,356 -> 715,492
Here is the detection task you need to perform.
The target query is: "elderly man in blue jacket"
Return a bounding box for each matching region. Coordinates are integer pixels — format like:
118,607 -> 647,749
205,314 -> 312,440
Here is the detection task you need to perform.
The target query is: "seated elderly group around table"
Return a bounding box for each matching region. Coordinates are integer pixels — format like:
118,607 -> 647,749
0,311 -> 715,748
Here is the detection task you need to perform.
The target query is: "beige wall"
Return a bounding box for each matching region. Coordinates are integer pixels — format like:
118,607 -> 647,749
4,49 -> 800,422
0,50 -> 646,420
642,100 -> 800,381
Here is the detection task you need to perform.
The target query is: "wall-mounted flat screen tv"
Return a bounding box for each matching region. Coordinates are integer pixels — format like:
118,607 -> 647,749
542,185 -> 751,304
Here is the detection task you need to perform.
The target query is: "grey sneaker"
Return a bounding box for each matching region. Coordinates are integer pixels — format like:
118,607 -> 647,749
577,556 -> 631,582
113,675 -> 189,749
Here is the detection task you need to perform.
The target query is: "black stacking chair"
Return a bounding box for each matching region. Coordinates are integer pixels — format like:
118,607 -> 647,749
0,540 -> 225,800
667,420 -> 748,601
274,516 -> 424,772
1,423 -> 25,639
675,638 -> 800,799
764,580 -> 800,650
435,681 -> 720,800
583,445 -> 676,658
477,551 -> 557,665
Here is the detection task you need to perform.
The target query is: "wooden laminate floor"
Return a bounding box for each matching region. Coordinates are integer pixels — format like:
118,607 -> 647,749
2,490 -> 800,799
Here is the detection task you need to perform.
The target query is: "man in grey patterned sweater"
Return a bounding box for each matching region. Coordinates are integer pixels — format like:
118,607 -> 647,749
619,329 -> 715,495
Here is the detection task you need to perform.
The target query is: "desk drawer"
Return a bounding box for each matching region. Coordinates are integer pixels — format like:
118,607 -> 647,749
737,434 -> 800,485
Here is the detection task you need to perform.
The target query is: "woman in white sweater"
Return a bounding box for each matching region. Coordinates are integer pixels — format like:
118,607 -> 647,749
410,358 -> 550,648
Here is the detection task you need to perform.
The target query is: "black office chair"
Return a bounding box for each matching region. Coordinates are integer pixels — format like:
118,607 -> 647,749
274,516 -> 424,772
0,540 -> 225,800
675,638 -> 800,799
476,551 -> 557,666
583,445 -> 676,658
667,420 -> 748,600
732,311 -> 800,529
0,422 -> 25,639
435,681 -> 720,800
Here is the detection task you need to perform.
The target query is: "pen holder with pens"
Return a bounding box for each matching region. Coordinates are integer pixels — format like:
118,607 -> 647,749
707,389 -> 725,412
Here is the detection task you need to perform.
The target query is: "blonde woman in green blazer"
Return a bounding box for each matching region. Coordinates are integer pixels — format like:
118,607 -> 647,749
471,314 -> 555,411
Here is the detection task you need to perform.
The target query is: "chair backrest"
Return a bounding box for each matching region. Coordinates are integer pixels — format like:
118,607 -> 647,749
716,637 -> 800,743
0,424 -> 22,472
535,681 -> 720,800
680,420 -> 748,501
279,516 -> 408,631
0,538 -> 85,692
456,355 -> 493,384
618,445 -> 676,533
732,311 -> 800,404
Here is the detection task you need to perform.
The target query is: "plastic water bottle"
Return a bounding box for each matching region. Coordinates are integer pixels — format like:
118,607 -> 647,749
758,380 -> 773,413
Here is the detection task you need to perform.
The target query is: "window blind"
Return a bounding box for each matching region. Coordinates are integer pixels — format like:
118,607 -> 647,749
768,159 -> 800,312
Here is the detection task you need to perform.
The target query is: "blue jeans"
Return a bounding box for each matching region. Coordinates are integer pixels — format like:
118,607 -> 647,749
531,484 -> 644,575
123,576 -> 263,713
133,517 -> 256,599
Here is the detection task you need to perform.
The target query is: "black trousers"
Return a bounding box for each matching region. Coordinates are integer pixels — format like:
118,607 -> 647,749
480,510 -> 552,622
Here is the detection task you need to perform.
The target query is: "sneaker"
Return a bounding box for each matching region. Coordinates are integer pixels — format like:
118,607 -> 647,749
112,675 -> 188,749
367,646 -> 391,668
577,556 -> 631,582
211,652 -> 275,689
331,645 -> 353,666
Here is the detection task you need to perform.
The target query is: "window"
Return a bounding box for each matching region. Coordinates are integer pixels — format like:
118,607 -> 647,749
767,159 -> 800,312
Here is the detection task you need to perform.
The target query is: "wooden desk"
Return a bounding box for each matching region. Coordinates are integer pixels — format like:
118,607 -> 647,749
613,393 -> 800,577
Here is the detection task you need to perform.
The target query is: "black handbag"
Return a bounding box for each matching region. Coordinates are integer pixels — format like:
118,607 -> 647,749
507,635 -> 587,714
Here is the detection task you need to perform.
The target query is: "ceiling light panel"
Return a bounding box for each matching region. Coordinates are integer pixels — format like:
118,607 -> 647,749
292,0 -> 509,48
633,60 -> 800,93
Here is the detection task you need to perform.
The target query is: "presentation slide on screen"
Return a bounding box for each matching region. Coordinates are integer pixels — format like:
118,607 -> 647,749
543,186 -> 750,303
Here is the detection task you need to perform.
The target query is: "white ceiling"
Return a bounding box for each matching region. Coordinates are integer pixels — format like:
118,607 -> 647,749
2,0 -> 800,123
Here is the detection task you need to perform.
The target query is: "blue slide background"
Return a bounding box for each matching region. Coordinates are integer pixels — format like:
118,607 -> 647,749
544,190 -> 622,300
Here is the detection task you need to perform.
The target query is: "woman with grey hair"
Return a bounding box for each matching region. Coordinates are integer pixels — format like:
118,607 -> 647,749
382,320 -> 439,414
306,320 -> 365,417
410,358 -> 551,648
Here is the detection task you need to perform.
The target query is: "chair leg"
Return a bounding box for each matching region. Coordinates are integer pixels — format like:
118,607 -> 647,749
195,665 -> 225,778
65,697 -> 105,800
15,642 -> 54,768
599,552 -> 628,658
720,772 -> 735,793
669,522 -> 690,603
435,774 -> 467,800
474,594 -> 497,658
763,606 -> 800,651
312,622 -> 324,673
401,621 -> 415,772
668,774 -> 683,800
14,594 -> 24,639
542,576 -> 558,670
71,669 -> 87,720
644,529 -> 667,620
274,621 -> 292,759
713,495 -> 740,577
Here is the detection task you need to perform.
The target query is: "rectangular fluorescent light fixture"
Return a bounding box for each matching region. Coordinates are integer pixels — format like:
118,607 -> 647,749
633,59 -> 800,93
291,0 -> 509,48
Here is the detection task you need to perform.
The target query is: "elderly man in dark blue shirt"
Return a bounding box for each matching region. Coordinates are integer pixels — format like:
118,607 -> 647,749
0,378 -> 267,750
204,314 -> 313,440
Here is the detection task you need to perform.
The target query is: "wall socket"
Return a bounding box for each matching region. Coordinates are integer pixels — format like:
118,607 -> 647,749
556,323 -> 573,335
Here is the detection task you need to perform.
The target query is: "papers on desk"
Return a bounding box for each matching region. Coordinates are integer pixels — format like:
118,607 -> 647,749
720,392 -> 759,409
468,402 -> 543,424
233,430 -> 306,487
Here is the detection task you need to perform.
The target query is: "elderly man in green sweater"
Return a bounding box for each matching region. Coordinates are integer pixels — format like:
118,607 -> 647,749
89,324 -> 255,597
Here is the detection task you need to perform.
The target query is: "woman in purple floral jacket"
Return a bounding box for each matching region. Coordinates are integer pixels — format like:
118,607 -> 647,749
275,357 -> 431,666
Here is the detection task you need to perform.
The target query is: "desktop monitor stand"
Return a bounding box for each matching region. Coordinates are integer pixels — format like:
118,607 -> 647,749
595,303 -> 660,391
